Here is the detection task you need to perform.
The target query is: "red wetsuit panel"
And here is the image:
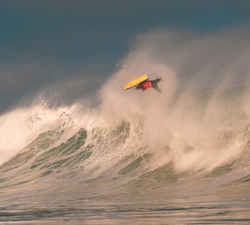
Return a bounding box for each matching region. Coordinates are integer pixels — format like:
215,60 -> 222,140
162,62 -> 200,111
140,80 -> 152,90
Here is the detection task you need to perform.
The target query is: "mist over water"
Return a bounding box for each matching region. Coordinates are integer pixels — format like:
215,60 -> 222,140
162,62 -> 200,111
100,28 -> 250,172
1,28 -> 250,224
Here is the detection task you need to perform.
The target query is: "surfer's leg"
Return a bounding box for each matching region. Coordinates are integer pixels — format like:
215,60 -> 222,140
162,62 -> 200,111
151,78 -> 162,93
154,78 -> 162,84
154,85 -> 162,93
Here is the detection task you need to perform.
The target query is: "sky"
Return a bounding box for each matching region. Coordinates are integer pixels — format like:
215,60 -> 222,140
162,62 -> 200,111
1,0 -> 250,113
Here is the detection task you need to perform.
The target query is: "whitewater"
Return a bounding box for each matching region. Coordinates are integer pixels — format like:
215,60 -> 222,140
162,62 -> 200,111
1,29 -> 250,224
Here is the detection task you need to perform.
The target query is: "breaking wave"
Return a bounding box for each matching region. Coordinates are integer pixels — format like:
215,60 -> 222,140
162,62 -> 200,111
1,28 -> 250,200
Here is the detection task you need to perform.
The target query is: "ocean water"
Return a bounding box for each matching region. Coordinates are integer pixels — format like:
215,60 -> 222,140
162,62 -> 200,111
1,86 -> 250,225
1,29 -> 250,224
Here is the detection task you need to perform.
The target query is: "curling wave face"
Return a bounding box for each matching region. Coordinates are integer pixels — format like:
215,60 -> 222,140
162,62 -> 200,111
1,85 -> 250,201
0,29 -> 250,223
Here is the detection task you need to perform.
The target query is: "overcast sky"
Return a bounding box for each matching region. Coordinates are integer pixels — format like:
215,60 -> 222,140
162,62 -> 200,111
1,0 -> 250,113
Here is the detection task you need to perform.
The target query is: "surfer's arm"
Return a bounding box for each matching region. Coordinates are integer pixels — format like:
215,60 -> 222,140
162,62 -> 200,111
136,83 -> 145,91
140,86 -> 146,91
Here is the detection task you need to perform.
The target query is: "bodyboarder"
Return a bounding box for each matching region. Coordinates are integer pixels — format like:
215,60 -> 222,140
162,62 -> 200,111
136,78 -> 162,93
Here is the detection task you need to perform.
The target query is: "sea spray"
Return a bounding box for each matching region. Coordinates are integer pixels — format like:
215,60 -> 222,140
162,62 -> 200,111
1,28 -> 250,196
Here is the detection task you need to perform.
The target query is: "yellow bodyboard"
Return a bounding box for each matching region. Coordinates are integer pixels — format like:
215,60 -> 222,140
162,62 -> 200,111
124,74 -> 149,90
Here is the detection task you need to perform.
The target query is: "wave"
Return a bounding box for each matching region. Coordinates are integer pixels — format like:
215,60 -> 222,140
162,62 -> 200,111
1,87 -> 250,196
1,28 -> 250,196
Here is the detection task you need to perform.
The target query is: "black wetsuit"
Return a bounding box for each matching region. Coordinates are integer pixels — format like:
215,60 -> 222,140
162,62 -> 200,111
151,78 -> 162,93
